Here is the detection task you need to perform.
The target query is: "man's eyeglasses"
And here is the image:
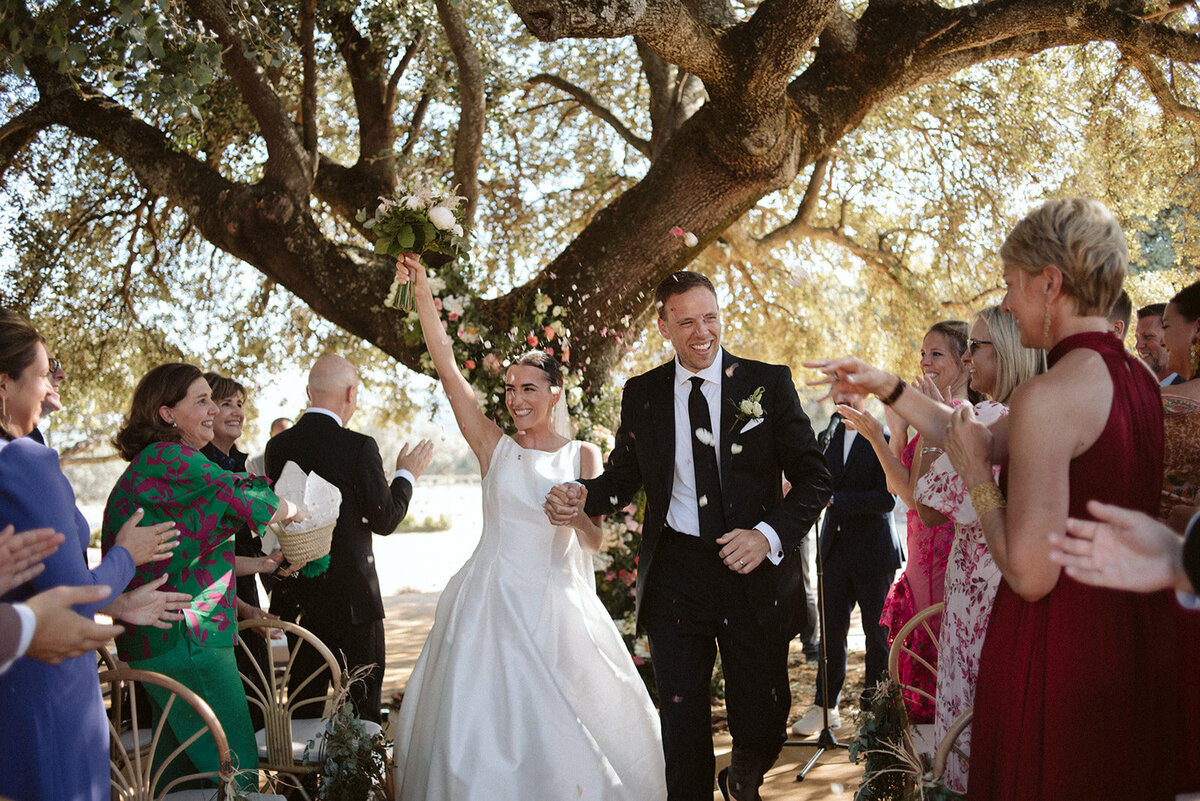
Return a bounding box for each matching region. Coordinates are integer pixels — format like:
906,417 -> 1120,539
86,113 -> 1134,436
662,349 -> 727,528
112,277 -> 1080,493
966,339 -> 993,356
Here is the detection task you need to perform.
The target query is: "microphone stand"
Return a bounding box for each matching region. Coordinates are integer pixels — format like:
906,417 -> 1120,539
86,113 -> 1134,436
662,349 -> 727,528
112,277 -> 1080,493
783,515 -> 849,782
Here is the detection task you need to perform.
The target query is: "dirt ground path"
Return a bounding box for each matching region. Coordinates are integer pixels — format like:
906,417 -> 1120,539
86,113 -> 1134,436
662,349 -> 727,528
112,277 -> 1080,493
381,592 -> 868,800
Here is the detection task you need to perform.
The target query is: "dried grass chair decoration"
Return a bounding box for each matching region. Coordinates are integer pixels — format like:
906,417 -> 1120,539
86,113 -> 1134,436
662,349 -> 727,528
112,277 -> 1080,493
236,619 -> 384,800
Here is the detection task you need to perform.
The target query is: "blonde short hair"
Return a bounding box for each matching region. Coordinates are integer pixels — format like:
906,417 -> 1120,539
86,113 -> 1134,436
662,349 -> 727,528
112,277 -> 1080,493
974,305 -> 1046,404
999,198 -> 1127,318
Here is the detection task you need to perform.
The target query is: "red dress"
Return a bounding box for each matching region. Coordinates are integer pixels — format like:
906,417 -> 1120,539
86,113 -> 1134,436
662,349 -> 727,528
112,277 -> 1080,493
967,332 -> 1200,800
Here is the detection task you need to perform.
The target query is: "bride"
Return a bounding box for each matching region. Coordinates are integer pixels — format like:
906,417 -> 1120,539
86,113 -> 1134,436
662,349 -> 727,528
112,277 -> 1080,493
390,254 -> 667,800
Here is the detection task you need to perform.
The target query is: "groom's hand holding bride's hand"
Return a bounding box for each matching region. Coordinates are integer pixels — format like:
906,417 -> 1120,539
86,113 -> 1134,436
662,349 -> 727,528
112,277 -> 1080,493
543,483 -> 585,527
717,529 -> 769,574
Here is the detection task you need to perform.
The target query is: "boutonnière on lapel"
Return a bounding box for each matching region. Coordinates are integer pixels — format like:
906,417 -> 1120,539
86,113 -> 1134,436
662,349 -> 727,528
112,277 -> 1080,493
732,386 -> 765,433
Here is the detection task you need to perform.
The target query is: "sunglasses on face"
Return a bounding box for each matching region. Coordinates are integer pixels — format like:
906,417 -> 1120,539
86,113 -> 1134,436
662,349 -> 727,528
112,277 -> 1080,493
966,339 -> 993,356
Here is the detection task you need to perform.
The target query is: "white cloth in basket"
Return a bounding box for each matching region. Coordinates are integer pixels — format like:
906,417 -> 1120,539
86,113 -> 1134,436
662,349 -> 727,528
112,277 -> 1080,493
261,461 -> 342,554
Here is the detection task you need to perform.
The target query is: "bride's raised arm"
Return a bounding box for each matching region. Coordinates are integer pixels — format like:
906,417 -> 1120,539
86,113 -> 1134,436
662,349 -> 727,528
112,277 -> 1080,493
397,253 -> 502,471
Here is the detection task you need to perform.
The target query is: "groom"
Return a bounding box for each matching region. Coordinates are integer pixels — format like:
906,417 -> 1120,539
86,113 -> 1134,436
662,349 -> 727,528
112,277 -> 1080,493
546,271 -> 831,801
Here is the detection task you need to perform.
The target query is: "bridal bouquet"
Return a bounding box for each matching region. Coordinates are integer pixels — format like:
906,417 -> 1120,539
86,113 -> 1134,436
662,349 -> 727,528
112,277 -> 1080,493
358,186 -> 470,311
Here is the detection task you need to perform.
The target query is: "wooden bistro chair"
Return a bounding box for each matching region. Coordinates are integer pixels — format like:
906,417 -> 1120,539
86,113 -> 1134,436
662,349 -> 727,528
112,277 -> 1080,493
98,648 -> 155,761
101,666 -> 283,801
886,601 -> 945,767
236,619 -> 383,799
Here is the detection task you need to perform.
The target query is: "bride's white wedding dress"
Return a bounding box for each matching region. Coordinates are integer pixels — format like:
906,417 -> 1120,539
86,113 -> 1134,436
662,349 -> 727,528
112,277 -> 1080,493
392,436 -> 667,800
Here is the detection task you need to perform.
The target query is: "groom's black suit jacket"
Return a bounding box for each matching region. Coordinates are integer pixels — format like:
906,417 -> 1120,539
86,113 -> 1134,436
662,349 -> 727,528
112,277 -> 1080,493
583,350 -> 832,639
264,412 -> 413,627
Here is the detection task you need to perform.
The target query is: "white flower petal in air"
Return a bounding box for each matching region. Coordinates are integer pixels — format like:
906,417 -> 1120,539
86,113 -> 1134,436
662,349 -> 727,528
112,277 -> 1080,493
694,427 -> 715,447
683,232 -> 698,247
698,495 -> 708,508
730,443 -> 743,454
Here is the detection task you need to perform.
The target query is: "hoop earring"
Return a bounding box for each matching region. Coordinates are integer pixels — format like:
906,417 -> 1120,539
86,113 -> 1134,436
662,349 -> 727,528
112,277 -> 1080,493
1191,340 -> 1200,379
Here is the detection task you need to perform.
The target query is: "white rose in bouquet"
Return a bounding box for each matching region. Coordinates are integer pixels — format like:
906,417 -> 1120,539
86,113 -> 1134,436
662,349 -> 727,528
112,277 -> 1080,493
428,205 -> 456,230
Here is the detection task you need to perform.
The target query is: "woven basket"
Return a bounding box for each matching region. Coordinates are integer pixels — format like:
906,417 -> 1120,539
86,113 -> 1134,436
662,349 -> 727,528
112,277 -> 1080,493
271,521 -> 334,565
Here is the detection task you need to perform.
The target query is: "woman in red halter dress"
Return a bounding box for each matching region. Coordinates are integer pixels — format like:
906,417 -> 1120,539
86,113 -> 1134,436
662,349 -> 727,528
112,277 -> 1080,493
809,198 -> 1200,800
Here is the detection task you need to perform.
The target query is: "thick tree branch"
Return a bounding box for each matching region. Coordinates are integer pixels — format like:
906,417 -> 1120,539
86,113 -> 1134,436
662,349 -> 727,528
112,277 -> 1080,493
1124,49 -> 1200,122
327,9 -> 396,181
184,0 -> 310,198
528,73 -> 652,157
300,0 -> 318,163
388,32 -> 427,111
731,0 -> 836,102
435,0 -> 485,228
0,102 -> 51,179
509,0 -> 728,83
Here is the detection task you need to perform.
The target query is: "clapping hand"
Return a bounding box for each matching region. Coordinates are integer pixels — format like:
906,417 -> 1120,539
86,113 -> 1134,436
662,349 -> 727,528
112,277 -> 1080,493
397,439 -> 435,481
1049,500 -> 1191,594
114,508 -> 179,566
0,525 -> 63,594
803,357 -> 895,401
103,575 -> 190,629
837,404 -> 885,446
544,483 -> 585,527
913,373 -> 949,402
25,585 -> 124,663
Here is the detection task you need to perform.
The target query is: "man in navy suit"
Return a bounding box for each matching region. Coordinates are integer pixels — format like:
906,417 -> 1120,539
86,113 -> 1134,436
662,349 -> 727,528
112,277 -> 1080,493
791,391 -> 900,736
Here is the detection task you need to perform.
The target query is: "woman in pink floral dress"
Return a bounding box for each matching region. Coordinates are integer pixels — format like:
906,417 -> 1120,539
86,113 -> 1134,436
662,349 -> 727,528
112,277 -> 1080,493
851,322 -> 970,722
912,306 -> 1044,791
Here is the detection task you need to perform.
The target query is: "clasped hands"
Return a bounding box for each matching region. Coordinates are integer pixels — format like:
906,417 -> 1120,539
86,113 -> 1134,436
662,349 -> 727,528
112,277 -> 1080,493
541,484 -> 768,574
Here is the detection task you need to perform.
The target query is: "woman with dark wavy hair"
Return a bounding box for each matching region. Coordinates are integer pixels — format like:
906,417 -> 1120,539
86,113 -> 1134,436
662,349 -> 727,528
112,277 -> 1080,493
102,363 -> 304,790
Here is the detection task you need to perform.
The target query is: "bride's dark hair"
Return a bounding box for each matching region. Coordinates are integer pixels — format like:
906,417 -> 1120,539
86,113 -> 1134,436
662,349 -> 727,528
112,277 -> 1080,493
510,350 -> 562,387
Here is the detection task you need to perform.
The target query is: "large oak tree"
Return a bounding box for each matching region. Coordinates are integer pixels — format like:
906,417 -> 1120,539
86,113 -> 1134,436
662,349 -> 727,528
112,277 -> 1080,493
1,0 -> 1197,444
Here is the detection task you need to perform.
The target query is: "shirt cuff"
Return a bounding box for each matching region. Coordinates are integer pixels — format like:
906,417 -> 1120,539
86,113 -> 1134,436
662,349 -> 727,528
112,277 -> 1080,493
1,604 -> 37,675
393,469 -> 416,486
757,522 -> 785,566
1176,590 -> 1200,611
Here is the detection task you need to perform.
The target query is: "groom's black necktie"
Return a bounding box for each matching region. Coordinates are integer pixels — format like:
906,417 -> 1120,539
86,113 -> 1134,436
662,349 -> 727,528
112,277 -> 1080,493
689,376 -> 726,542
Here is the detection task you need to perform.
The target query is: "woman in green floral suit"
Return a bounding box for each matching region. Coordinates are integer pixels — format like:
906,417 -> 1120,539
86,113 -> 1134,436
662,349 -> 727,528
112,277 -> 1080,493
102,363 -> 303,789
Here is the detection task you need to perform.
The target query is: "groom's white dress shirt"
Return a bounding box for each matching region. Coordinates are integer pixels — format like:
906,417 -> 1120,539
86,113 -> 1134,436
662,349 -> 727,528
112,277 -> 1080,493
666,353 -> 785,565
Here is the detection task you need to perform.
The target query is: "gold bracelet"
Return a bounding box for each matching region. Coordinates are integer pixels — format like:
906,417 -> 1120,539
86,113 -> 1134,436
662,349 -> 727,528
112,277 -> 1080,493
969,482 -> 1006,517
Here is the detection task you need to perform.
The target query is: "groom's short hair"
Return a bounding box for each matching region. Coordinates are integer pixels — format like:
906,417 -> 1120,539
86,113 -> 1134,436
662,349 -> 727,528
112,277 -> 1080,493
655,271 -> 716,318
